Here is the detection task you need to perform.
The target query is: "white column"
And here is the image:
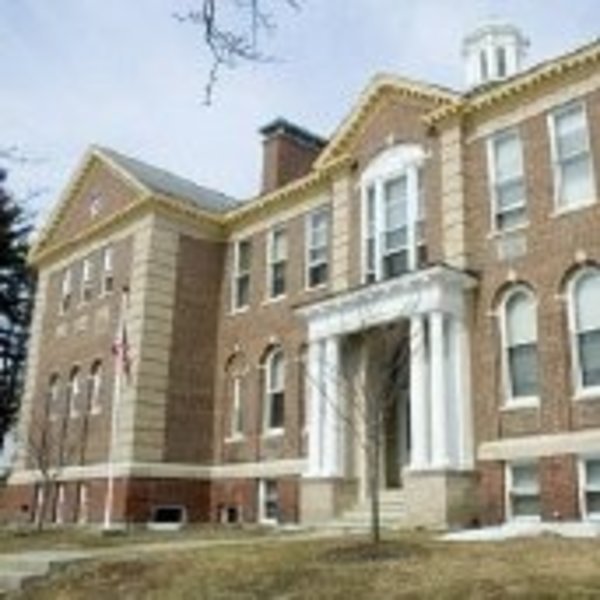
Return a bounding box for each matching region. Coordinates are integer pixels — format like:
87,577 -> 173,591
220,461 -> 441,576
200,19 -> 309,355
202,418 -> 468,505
454,317 -> 474,469
409,315 -> 429,469
306,340 -> 324,476
323,336 -> 342,477
429,311 -> 449,468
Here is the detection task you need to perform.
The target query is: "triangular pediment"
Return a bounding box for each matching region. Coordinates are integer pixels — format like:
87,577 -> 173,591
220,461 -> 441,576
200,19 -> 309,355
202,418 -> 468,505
30,147 -> 153,263
315,74 -> 459,169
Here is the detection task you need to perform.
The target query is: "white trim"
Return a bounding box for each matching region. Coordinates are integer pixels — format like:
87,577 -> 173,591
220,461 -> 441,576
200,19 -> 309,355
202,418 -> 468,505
547,100 -> 597,213
266,226 -> 287,300
231,238 -> 252,313
566,267 -> 600,398
497,285 -> 540,408
486,127 -> 527,233
8,459 -> 308,485
359,144 -> 426,284
298,265 -> 476,342
479,429 -> 600,461
505,461 -> 541,523
304,205 -> 330,290
578,455 -> 600,521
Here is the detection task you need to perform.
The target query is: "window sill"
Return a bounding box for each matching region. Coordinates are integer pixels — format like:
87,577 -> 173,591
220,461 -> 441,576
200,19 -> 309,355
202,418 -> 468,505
573,388 -> 600,402
229,306 -> 250,317
225,435 -> 245,444
262,429 -> 285,439
501,397 -> 540,412
551,199 -> 597,218
262,295 -> 287,307
304,282 -> 329,293
486,223 -> 529,240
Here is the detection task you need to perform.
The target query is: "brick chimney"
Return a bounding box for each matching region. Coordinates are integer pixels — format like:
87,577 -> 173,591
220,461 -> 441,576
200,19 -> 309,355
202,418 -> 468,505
260,118 -> 327,194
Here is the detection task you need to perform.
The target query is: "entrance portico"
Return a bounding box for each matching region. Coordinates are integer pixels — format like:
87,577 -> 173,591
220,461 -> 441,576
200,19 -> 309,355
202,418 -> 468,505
298,265 -> 478,527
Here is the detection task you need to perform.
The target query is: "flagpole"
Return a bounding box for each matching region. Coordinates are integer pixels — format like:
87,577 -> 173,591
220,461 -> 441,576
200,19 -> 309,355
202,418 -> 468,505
103,286 -> 129,530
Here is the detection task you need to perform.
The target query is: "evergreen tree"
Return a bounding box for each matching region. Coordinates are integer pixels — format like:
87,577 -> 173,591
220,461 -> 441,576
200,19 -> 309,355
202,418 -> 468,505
0,168 -> 33,447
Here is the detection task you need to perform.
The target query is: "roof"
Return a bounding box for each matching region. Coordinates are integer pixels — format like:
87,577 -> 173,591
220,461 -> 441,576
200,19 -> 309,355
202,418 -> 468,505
95,146 -> 239,214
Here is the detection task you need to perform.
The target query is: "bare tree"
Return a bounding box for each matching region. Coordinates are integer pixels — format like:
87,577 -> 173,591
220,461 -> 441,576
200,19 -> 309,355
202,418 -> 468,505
174,0 -> 302,104
303,288 -> 425,545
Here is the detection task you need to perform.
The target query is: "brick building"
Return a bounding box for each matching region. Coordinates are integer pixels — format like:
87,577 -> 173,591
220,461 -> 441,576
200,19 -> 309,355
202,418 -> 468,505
3,23 -> 600,529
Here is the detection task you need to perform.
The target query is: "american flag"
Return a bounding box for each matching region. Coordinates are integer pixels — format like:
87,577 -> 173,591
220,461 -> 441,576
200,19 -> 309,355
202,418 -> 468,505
111,287 -> 131,382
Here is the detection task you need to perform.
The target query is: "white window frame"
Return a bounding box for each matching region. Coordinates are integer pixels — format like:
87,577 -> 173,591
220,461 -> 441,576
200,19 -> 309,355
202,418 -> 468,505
77,483 -> 89,525
231,239 -> 252,312
266,227 -> 287,300
360,145 -> 425,284
81,257 -> 94,303
506,462 -> 541,523
54,483 -> 66,525
60,267 -> 73,314
305,206 -> 330,290
68,367 -> 81,419
486,127 -> 528,233
258,479 -> 279,525
263,348 -> 285,435
548,100 -> 596,214
226,376 -> 244,441
101,246 -> 114,295
579,456 -> 600,521
498,286 -> 540,409
47,374 -> 60,421
567,268 -> 600,400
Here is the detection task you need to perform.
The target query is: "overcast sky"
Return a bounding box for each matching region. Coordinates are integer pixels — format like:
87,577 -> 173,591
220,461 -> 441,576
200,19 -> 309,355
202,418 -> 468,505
1,0 -> 599,225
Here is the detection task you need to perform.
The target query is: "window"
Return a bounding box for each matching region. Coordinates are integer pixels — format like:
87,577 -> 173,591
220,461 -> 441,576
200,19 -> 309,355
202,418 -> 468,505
501,288 -> 539,402
306,207 -> 330,288
60,268 -> 73,313
507,463 -> 540,520
480,49 -> 489,82
229,376 -> 244,439
260,479 -> 279,524
77,483 -> 88,525
88,361 -> 103,414
361,146 -> 424,284
365,185 -> 377,283
81,257 -> 94,303
54,483 -> 65,525
496,46 -> 507,78
382,176 -> 410,279
550,102 -> 595,210
264,348 -> 285,432
47,374 -> 60,420
581,458 -> 600,519
488,129 -> 527,231
267,228 -> 287,299
569,270 -> 600,394
232,240 -> 252,310
101,246 -> 114,294
89,192 -> 103,218
67,367 -> 81,418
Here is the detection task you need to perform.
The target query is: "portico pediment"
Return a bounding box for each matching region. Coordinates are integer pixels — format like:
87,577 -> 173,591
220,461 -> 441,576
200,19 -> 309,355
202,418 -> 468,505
297,265 -> 477,341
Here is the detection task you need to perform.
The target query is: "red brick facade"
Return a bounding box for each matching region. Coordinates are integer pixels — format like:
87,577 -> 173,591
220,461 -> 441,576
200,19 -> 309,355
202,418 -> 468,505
4,39 -> 600,529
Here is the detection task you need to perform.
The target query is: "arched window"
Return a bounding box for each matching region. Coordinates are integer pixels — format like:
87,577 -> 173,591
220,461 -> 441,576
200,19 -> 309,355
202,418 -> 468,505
47,374 -> 60,419
67,366 -> 81,418
264,347 -> 285,433
501,287 -> 539,402
569,269 -> 600,393
88,360 -> 103,414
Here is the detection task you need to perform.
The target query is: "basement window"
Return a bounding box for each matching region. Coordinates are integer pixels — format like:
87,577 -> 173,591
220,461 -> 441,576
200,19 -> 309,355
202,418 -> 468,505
581,458 -> 600,520
507,462 -> 540,521
150,505 -> 187,530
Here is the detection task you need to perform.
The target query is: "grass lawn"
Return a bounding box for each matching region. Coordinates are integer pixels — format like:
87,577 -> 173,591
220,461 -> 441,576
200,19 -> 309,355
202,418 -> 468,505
0,524 -> 271,555
11,533 -> 600,599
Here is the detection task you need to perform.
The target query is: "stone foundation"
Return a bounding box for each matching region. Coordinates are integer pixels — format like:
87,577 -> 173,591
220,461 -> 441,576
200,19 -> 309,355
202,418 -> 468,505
403,469 -> 479,529
300,477 -> 358,524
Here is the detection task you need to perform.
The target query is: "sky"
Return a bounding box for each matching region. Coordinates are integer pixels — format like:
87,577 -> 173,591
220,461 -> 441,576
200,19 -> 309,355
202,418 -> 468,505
1,0 -> 599,226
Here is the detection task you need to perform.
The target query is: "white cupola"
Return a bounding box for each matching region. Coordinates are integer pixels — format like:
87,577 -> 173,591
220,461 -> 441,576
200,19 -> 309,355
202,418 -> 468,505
462,21 -> 529,88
